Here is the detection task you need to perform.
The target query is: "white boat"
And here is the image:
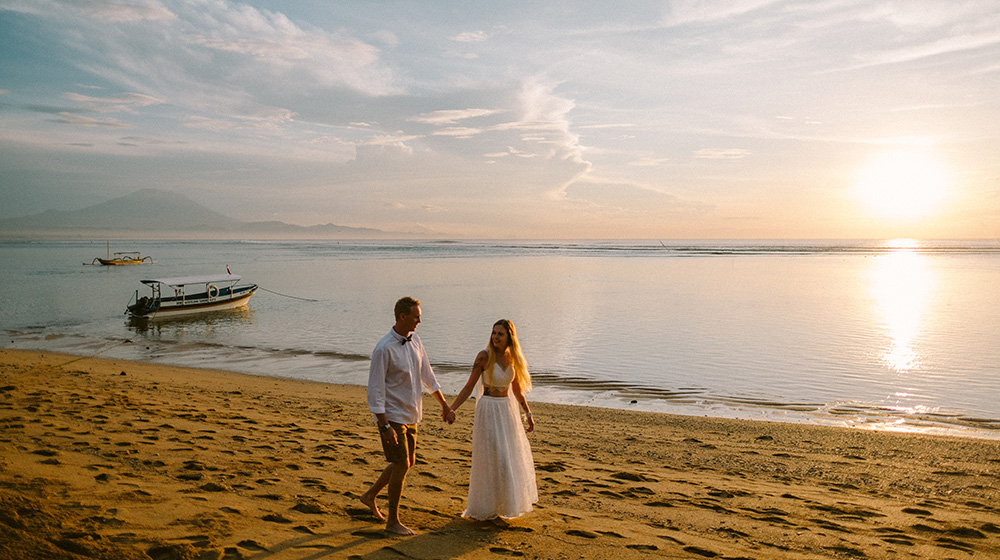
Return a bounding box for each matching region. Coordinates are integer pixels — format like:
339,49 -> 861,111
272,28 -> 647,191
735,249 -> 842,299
126,273 -> 257,319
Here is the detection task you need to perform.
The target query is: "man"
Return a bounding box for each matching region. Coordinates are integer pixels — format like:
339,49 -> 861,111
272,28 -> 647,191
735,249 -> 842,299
360,297 -> 455,535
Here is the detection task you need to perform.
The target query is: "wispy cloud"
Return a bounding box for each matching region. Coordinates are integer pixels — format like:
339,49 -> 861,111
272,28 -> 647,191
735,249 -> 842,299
51,112 -> 129,128
63,92 -> 164,113
410,109 -> 501,125
694,149 -> 751,160
451,30 -> 489,43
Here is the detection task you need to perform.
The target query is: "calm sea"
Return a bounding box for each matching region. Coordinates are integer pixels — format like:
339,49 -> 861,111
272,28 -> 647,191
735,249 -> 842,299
2,239 -> 999,439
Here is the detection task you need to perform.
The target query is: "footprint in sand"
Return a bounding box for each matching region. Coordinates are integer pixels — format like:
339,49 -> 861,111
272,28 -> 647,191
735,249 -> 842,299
565,529 -> 598,539
291,503 -> 327,514
489,547 -> 525,556
237,540 -> 268,551
597,531 -> 625,538
682,545 -> 719,557
610,471 -> 657,483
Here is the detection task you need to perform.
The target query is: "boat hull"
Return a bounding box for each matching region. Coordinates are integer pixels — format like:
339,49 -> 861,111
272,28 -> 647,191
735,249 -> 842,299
97,258 -> 145,265
129,285 -> 257,320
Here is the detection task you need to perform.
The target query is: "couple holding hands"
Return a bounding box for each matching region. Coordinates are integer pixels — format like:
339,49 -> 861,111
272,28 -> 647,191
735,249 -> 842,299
360,297 -> 538,535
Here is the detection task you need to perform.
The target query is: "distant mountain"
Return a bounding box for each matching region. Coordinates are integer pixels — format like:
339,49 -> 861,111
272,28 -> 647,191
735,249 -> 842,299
0,189 -> 395,239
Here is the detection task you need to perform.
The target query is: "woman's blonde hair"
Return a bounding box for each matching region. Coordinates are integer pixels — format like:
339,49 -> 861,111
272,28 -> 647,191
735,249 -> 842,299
483,319 -> 531,393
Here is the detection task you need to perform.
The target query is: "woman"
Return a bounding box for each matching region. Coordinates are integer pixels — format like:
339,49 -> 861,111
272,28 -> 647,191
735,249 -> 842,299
450,319 -> 538,525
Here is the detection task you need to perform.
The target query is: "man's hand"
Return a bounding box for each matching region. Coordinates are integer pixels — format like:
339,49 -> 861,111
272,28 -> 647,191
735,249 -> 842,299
382,426 -> 398,446
443,407 -> 456,424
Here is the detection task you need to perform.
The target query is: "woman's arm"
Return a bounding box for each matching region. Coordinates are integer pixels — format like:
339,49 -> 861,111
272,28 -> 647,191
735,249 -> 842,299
450,350 -> 487,413
511,377 -> 534,433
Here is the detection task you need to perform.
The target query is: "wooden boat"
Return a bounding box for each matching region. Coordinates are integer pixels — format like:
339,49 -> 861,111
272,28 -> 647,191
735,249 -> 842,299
88,242 -> 153,265
126,272 -> 258,319
94,251 -> 154,265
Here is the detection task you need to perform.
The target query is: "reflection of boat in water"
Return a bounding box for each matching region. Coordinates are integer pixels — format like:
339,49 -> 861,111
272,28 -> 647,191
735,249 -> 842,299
127,306 -> 252,332
87,242 -> 154,265
126,272 -> 258,320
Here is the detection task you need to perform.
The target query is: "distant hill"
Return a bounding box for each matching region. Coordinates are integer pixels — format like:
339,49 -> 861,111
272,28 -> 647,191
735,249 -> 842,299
0,189 -> 396,239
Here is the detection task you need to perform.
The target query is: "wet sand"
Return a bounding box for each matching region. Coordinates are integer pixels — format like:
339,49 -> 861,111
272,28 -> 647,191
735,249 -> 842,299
2,348 -> 999,559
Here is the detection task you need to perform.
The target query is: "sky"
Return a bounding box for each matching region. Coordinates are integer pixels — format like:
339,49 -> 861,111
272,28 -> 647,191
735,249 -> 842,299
1,0 -> 998,239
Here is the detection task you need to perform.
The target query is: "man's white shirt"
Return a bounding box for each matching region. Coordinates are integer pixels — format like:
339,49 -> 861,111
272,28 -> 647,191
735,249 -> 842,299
367,328 -> 441,424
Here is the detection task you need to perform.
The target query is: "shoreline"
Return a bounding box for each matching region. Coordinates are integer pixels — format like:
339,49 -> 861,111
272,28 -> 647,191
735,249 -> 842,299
2,348 -> 1000,559
8,334 -> 1000,443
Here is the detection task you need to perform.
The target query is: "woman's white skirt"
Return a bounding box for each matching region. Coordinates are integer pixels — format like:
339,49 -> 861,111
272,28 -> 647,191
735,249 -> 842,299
463,395 -> 538,520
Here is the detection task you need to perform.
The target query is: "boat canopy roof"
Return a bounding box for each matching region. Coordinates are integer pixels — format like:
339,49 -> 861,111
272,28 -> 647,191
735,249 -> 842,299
140,274 -> 241,287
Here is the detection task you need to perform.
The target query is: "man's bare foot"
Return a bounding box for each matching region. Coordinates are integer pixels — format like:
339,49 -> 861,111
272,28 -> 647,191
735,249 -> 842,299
385,521 -> 416,536
359,493 -> 385,521
490,517 -> 510,528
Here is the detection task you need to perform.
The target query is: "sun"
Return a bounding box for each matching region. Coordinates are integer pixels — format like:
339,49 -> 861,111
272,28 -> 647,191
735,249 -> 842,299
852,150 -> 951,220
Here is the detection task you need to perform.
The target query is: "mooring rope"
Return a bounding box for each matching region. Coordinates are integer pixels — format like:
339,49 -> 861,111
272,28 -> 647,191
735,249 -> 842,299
257,286 -> 320,302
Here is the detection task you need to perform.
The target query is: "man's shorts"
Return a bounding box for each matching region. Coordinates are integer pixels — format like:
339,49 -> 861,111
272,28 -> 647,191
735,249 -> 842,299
380,422 -> 418,464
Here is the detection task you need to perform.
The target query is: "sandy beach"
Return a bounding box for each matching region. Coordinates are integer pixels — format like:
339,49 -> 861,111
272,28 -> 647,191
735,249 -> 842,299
2,348 -> 999,559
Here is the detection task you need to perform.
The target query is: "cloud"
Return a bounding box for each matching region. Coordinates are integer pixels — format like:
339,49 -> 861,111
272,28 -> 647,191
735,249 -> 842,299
9,0 -> 177,22
432,127 -> 484,138
51,112 -> 129,128
662,0 -> 784,26
410,109 -> 501,125
186,35 -> 310,61
629,157 -> 671,167
62,92 -> 164,113
508,79 -> 586,164
82,0 -> 175,22
577,123 -> 635,130
352,137 -> 415,163
14,0 -> 401,119
565,179 -> 683,207
119,135 -> 187,145
452,30 -> 489,43
837,31 -> 1000,72
694,149 -> 751,160
183,111 -> 293,131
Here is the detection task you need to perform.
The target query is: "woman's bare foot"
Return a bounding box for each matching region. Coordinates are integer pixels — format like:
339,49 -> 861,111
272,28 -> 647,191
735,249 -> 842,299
490,517 -> 510,528
385,521 -> 416,536
359,493 -> 385,521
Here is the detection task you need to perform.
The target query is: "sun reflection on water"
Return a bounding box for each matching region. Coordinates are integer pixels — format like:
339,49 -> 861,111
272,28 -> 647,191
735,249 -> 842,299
870,242 -> 935,373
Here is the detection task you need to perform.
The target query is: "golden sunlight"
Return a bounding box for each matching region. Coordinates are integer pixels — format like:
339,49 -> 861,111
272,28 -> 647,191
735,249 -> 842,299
852,150 -> 951,220
870,247 -> 935,373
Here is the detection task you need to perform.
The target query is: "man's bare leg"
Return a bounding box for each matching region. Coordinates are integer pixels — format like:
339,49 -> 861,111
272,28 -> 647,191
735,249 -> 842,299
359,465 -> 392,521
384,461 -> 414,535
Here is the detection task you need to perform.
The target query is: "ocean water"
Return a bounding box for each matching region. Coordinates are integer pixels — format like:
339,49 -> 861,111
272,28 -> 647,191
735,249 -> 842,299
2,239 -> 999,439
